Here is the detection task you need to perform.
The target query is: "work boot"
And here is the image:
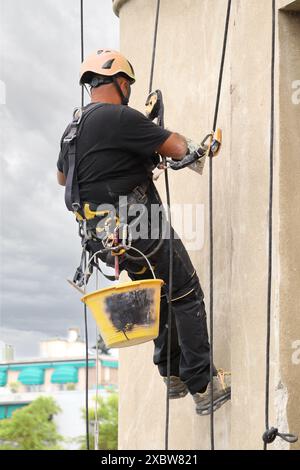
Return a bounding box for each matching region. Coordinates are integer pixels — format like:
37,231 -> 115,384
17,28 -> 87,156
192,369 -> 231,416
163,376 -> 188,399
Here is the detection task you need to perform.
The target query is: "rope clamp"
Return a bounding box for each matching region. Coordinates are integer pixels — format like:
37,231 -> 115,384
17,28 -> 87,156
201,129 -> 223,157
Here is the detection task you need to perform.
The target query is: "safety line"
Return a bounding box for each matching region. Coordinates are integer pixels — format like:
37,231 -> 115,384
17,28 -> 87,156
262,0 -> 298,450
80,0 -> 84,107
94,266 -> 100,451
209,0 -> 232,451
148,0 -> 172,450
83,255 -> 90,451
264,0 -> 276,451
149,0 -> 161,95
94,329 -> 99,451
164,166 -> 173,452
79,0 -> 90,451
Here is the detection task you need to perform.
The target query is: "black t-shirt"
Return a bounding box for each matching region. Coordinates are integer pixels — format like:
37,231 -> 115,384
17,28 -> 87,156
57,103 -> 171,204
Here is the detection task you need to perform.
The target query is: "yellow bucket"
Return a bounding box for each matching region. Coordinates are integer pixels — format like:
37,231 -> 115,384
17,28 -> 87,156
81,279 -> 164,349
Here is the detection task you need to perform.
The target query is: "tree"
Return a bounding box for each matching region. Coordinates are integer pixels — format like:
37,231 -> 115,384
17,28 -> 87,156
80,393 -> 118,450
0,396 -> 63,450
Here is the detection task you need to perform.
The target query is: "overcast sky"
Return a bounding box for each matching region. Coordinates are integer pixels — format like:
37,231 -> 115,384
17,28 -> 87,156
0,0 -> 119,359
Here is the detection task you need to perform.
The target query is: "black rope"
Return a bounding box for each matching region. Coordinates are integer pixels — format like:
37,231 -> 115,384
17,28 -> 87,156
80,0 -> 84,107
212,1 -> 232,133
149,0 -> 161,95
164,169 -> 173,452
148,0 -> 172,451
80,0 -> 90,451
209,0 -> 232,451
84,285 -> 90,451
263,0 -> 298,450
264,0 -> 275,451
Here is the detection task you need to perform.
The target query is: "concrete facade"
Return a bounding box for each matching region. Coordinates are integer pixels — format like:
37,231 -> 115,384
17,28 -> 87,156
112,0 -> 300,450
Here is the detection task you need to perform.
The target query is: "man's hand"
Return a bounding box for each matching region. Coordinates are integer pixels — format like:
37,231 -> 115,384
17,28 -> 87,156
157,133 -> 187,161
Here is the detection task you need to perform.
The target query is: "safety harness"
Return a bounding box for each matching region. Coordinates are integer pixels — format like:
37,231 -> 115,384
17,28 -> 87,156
63,103 -> 104,213
63,103 -> 121,285
63,103 -> 162,285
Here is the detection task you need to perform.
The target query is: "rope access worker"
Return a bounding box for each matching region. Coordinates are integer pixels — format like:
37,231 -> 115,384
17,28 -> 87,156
57,50 -> 231,416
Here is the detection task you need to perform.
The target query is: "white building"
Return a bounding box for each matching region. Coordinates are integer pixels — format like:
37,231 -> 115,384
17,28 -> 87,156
0,329 -> 118,449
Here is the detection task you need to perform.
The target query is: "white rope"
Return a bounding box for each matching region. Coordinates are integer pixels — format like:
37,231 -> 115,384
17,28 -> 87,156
85,246 -> 156,280
83,243 -> 156,451
94,263 -> 100,450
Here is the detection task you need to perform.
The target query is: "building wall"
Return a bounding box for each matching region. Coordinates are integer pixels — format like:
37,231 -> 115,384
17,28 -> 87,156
278,7 -> 300,450
1,358 -> 118,393
40,339 -> 86,358
113,0 -> 300,450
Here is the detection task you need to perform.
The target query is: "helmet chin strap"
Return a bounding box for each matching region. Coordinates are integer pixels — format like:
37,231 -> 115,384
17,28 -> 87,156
113,77 -> 130,106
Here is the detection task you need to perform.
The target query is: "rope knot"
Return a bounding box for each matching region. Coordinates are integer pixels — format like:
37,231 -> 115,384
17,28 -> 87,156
263,427 -> 298,445
263,427 -> 278,444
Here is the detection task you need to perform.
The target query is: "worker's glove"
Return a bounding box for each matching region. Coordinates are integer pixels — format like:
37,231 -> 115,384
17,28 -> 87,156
167,139 -> 207,174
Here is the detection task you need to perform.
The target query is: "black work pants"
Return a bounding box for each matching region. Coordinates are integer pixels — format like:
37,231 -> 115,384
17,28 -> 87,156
115,180 -> 212,394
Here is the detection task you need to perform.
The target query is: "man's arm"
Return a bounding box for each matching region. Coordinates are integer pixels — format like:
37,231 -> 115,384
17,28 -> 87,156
157,133 -> 187,161
57,170 -> 66,186
119,106 -> 188,161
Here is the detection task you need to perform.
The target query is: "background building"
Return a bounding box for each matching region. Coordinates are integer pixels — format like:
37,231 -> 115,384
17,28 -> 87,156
112,0 -> 300,450
0,329 -> 118,449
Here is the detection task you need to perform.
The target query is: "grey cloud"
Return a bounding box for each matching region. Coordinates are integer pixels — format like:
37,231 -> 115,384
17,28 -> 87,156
0,0 -> 119,357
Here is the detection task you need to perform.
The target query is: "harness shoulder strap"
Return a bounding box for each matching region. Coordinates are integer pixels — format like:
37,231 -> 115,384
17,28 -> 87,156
64,103 -> 105,212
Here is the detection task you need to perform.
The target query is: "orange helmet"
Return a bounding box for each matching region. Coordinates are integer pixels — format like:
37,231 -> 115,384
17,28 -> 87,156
79,49 -> 136,86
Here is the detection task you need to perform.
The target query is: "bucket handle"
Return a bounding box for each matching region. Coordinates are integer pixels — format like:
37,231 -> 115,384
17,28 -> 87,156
84,244 -> 156,292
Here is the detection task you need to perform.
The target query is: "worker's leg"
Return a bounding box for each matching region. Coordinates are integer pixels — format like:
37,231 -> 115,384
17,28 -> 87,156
152,295 -> 181,377
171,281 -> 211,394
150,236 -> 212,394
121,231 -> 212,394
109,179 -> 213,393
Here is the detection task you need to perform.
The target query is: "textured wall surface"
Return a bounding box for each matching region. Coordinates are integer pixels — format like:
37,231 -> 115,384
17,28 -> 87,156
278,9 -> 300,451
112,0 -> 300,450
278,0 -> 300,10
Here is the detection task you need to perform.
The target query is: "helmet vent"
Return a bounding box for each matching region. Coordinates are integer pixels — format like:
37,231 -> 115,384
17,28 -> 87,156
102,58 -> 115,69
128,61 -> 134,74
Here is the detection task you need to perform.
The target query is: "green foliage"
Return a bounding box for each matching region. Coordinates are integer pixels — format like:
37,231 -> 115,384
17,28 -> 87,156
80,393 -> 118,450
0,396 -> 63,450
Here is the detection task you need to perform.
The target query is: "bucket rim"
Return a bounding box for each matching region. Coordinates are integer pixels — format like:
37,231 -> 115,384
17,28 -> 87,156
81,279 -> 164,303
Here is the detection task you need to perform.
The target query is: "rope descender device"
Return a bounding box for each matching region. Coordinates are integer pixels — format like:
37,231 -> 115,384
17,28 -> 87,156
145,89 -> 222,176
145,90 -> 164,123
167,128 -> 223,173
202,128 -> 223,158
